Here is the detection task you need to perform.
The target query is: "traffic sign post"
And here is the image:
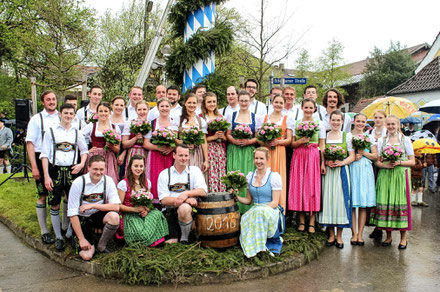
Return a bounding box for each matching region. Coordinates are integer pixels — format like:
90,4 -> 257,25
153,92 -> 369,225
272,77 -> 307,85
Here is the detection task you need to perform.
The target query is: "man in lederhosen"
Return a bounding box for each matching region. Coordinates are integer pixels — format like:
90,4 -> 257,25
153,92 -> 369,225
68,155 -> 120,260
40,103 -> 89,251
157,144 -> 207,244
26,91 -> 60,244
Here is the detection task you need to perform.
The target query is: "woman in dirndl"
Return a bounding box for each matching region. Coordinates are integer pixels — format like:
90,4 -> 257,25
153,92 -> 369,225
319,110 -> 355,248
288,98 -> 326,233
226,90 -> 257,214
235,147 -> 284,258
369,115 -> 415,249
200,92 -> 227,192
110,96 -> 128,179
116,155 -> 168,246
348,113 -> 377,246
177,93 -> 209,173
82,102 -> 120,184
256,94 -> 292,213
143,98 -> 177,200
121,100 -> 150,174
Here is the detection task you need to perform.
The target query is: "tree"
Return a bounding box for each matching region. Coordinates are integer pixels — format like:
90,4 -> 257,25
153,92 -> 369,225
238,0 -> 300,100
0,0 -> 97,92
360,42 -> 416,98
315,39 -> 351,91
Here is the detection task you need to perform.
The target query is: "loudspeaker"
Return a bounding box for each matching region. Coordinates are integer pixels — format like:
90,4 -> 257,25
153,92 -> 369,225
15,99 -> 33,129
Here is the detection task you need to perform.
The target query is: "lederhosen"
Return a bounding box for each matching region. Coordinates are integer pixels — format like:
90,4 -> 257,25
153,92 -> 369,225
47,127 -> 80,206
73,175 -> 107,251
163,168 -> 191,240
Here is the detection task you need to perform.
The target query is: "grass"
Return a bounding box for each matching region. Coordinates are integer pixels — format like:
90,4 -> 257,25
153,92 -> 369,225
0,173 -> 326,286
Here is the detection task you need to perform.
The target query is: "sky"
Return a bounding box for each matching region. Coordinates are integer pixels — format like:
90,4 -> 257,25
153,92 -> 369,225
85,0 -> 440,67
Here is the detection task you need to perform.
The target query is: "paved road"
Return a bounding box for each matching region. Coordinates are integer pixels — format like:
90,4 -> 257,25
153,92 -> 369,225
1,192 -> 439,292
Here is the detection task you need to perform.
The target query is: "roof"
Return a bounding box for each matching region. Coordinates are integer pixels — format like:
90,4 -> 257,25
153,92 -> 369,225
387,56 -> 440,95
351,96 -> 385,113
342,43 -> 430,76
416,32 -> 440,74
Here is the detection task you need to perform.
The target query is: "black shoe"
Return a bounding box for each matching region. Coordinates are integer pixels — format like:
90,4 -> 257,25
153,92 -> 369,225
180,240 -> 190,245
308,225 -> 316,234
357,240 -> 365,246
97,247 -> 113,254
55,239 -> 65,251
335,241 -> 344,249
369,228 -> 383,240
297,223 -> 305,232
398,241 -> 408,250
350,239 -> 357,245
326,240 -> 336,247
381,240 -> 392,247
41,233 -> 55,244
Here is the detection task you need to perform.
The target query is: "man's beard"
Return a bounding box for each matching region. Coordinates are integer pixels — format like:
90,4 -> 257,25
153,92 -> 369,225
171,100 -> 177,106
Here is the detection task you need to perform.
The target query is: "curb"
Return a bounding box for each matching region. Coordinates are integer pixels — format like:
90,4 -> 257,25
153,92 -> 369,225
0,214 -> 325,285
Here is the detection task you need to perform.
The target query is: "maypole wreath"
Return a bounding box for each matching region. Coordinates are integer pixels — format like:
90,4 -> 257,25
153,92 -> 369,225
165,0 -> 233,91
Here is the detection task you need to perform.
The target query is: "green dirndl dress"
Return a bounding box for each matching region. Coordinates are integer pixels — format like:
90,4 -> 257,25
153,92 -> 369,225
227,111 -> 256,213
369,135 -> 412,230
319,131 -> 352,228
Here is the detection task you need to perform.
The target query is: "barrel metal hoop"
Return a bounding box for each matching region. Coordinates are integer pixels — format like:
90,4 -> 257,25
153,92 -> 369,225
196,204 -> 238,215
199,230 -> 240,241
199,193 -> 234,202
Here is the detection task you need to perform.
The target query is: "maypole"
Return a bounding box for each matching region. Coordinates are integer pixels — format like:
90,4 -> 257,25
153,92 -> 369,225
165,0 -> 233,90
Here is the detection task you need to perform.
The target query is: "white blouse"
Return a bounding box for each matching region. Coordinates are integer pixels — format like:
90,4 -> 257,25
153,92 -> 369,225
376,134 -> 414,156
246,168 -> 282,190
117,179 -> 152,192
326,131 -> 354,152
82,121 -> 121,144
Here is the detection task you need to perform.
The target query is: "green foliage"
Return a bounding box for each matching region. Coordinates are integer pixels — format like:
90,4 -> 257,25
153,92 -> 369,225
99,228 -> 325,286
360,42 -> 416,98
169,0 -> 227,37
165,21 -> 234,86
0,73 -> 31,118
0,0 -> 97,92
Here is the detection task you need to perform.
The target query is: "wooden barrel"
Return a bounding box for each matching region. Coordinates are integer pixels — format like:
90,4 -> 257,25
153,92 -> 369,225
196,192 -> 240,248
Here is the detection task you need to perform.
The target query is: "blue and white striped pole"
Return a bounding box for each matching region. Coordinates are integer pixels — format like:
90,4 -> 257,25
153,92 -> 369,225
182,2 -> 216,92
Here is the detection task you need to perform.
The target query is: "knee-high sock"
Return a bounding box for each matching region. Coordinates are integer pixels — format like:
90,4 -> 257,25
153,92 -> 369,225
50,208 -> 63,240
5,165 -> 11,173
66,223 -> 73,238
179,220 -> 192,242
97,223 -> 118,252
62,200 -> 69,230
0,165 -> 3,174
36,203 -> 49,235
417,192 -> 423,203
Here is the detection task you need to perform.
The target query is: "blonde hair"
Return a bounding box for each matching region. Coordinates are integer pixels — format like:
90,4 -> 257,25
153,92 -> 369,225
374,109 -> 387,118
385,115 -> 402,134
135,100 -> 150,110
254,147 -> 270,159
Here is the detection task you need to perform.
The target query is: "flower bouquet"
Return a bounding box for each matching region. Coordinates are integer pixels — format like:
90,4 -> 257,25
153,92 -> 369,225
324,144 -> 346,161
295,121 -> 319,138
180,127 -> 205,151
231,124 -> 253,145
102,128 -> 121,151
87,113 -> 99,124
207,117 -> 230,142
221,170 -> 248,196
381,145 -> 404,162
130,189 -> 154,210
130,119 -> 152,144
151,126 -> 177,149
351,133 -> 372,151
256,122 -> 282,149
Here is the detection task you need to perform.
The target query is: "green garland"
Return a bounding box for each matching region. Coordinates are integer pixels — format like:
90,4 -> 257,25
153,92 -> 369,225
169,0 -> 227,37
165,20 -> 233,85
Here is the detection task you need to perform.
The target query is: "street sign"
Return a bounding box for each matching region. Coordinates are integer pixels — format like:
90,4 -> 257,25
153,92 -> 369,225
272,78 -> 307,85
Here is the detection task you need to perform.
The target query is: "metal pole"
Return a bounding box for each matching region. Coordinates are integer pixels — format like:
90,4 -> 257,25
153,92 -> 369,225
135,0 -> 174,87
30,77 -> 37,115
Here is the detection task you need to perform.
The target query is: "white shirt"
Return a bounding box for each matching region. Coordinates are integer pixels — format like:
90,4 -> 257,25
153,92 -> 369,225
291,104 -> 326,121
246,168 -> 282,190
82,121 -> 121,145
145,117 -> 179,139
76,105 -> 95,124
249,99 -> 267,116
40,124 -> 89,166
219,104 -> 239,117
326,131 -> 354,152
157,165 -> 208,201
322,110 -> 352,133
376,134 -> 414,156
71,116 -> 86,130
117,179 -> 152,192
25,109 -> 60,152
255,113 -> 287,130
68,173 -> 121,217
290,119 -> 326,139
125,104 -> 137,121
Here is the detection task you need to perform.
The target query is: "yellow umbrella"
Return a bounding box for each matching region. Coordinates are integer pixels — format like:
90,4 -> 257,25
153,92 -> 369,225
412,138 -> 440,154
361,96 -> 418,119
